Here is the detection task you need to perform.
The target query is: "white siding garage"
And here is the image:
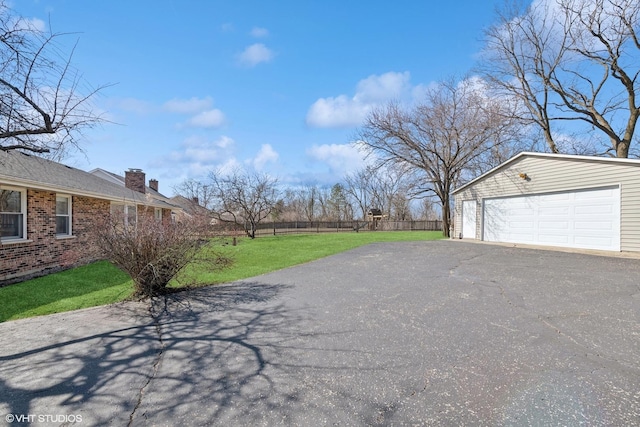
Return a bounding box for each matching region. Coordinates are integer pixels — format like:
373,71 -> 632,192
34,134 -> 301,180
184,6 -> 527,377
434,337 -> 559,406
453,152 -> 640,253
483,186 -> 620,251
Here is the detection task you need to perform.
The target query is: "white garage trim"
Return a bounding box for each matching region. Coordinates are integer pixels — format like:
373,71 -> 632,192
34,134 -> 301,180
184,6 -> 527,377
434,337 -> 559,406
483,185 -> 620,251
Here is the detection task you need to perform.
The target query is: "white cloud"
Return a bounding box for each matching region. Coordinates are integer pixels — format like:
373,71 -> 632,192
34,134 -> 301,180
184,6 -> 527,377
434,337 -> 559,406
216,157 -> 243,176
187,109 -> 226,128
162,96 -> 225,128
173,135 -> 234,162
250,27 -> 269,38
354,71 -> 411,103
306,71 -> 412,128
305,95 -> 370,128
251,144 -> 279,170
156,136 -> 236,178
307,143 -> 369,176
237,43 -> 274,67
163,97 -> 213,114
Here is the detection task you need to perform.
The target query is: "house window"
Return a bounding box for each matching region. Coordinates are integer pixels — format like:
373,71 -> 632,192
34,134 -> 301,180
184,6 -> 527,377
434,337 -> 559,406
56,195 -> 72,236
0,187 -> 26,241
127,205 -> 137,226
111,203 -> 137,227
154,208 -> 162,221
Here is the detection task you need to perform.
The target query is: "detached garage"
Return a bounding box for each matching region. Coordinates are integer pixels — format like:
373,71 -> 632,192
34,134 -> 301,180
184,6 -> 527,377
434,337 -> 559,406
453,152 -> 640,253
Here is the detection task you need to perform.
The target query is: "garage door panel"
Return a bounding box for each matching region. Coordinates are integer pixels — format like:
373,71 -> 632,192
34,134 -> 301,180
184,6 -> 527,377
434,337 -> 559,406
507,208 -> 534,217
575,205 -> 614,215
574,221 -> 614,231
574,236 -> 614,249
538,220 -> 569,230
575,188 -> 617,199
510,232 -> 536,241
538,207 -> 570,216
509,220 -> 534,228
483,186 -> 620,251
540,193 -> 570,202
538,234 -> 570,244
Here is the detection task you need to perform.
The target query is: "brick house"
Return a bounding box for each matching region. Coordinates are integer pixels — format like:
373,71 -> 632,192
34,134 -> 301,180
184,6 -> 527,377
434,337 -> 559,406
0,150 -> 180,284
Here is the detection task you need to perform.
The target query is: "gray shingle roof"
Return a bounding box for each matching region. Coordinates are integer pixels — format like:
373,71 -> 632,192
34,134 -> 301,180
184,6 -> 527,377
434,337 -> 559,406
0,150 -> 177,209
89,168 -> 166,199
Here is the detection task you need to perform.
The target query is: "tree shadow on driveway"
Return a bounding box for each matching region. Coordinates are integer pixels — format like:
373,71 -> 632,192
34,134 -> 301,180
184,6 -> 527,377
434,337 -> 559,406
0,282 -> 318,426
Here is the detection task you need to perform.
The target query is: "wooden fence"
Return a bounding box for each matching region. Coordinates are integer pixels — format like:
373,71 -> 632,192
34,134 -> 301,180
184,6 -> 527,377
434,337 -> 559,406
250,220 -> 443,236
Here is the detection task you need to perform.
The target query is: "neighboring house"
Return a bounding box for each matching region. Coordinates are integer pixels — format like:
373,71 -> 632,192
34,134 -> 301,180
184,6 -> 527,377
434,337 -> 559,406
0,150 -> 180,283
453,152 -> 640,253
169,195 -> 212,219
170,195 -> 242,236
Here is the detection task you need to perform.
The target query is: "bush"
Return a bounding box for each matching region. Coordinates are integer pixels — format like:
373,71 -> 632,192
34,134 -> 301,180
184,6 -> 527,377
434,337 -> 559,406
94,213 -> 230,298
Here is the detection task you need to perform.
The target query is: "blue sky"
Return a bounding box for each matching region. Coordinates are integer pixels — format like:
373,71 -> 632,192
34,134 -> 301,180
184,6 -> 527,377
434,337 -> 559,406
14,0 -> 505,196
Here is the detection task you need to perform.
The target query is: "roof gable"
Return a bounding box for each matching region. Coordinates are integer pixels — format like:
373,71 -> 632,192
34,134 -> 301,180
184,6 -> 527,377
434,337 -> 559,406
453,152 -> 640,194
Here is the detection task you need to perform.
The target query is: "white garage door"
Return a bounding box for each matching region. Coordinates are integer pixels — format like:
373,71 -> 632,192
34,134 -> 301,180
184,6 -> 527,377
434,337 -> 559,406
483,186 -> 620,251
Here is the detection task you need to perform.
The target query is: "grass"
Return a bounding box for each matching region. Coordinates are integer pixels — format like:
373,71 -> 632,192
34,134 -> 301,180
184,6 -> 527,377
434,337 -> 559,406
0,231 -> 443,322
0,261 -> 134,322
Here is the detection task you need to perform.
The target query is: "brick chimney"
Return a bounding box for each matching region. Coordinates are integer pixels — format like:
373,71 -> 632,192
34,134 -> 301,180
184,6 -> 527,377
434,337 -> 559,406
149,179 -> 159,192
125,168 -> 146,193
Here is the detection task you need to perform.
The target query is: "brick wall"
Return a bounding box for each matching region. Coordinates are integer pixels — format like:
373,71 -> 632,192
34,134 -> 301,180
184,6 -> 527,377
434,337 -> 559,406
0,190 -> 109,284
137,205 -> 173,226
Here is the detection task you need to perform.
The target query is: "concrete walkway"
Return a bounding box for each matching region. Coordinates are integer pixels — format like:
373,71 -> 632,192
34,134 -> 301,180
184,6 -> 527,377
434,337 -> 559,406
1,240 -> 639,425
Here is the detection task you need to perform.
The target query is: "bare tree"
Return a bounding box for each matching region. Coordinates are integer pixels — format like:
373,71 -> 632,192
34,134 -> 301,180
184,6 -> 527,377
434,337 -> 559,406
173,178 -> 216,209
300,185 -> 320,222
480,0 -> 640,157
344,167 -> 373,220
209,168 -> 279,239
358,78 -> 518,237
344,163 -> 417,220
316,186 -> 332,221
0,2 -> 105,157
371,164 -> 416,220
415,198 -> 438,221
277,186 -> 319,222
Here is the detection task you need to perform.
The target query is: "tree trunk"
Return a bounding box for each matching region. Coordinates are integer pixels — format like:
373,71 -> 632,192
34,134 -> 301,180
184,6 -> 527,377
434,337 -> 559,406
543,127 -> 559,154
441,198 -> 451,238
616,140 -> 630,158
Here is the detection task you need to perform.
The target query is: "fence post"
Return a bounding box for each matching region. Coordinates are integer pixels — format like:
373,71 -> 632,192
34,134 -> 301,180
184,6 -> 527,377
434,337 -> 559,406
273,220 -> 276,236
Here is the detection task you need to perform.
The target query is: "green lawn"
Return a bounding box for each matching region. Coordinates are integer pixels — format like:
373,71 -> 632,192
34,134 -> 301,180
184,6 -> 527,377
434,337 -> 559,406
0,231 -> 443,322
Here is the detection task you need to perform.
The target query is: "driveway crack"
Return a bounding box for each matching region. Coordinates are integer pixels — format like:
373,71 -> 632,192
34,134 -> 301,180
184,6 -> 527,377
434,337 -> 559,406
128,299 -> 167,426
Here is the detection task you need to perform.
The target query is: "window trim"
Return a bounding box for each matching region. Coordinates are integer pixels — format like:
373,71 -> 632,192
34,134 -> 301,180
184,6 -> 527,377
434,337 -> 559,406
0,186 -> 27,242
154,208 -> 162,221
110,202 -> 138,227
56,194 -> 73,237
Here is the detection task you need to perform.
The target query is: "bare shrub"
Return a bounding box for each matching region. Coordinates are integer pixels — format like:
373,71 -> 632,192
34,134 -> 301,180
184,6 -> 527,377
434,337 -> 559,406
94,213 -> 231,298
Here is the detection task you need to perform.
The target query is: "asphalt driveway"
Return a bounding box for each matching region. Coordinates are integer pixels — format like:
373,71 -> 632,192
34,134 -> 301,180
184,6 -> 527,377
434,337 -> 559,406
1,240 -> 639,426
